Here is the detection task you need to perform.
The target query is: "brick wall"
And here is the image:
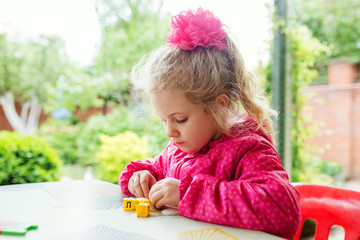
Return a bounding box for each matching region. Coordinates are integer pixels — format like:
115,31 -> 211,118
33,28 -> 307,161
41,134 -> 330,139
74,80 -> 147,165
302,59 -> 360,179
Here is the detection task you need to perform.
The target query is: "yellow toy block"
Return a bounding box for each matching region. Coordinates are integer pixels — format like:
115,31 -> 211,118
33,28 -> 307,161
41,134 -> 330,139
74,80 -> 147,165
136,203 -> 151,217
136,197 -> 150,204
123,198 -> 137,211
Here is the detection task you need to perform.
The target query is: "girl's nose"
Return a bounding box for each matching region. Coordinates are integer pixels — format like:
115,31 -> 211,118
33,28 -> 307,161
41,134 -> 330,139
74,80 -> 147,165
165,124 -> 180,138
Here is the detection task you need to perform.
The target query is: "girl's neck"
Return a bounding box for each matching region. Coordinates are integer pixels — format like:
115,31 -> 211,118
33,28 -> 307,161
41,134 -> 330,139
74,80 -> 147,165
211,131 -> 223,141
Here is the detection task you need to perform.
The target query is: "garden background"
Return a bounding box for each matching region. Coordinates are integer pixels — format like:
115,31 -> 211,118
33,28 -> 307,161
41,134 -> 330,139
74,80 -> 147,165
0,0 -> 359,185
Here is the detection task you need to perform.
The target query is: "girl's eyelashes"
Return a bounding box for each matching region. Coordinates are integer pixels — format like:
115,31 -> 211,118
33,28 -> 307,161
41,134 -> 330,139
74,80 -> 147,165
159,117 -> 187,124
176,118 -> 188,124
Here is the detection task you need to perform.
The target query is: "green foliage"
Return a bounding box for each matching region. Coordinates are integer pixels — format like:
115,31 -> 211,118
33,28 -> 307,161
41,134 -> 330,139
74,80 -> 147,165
0,33 -> 102,124
39,105 -> 168,168
0,34 -> 22,96
96,131 -> 152,183
44,67 -> 102,114
264,10 -> 343,183
295,155 -> 343,185
94,0 -> 170,105
75,105 -> 168,166
295,0 -> 360,64
0,34 -> 68,103
38,122 -> 81,165
0,131 -> 62,185
286,21 -> 344,184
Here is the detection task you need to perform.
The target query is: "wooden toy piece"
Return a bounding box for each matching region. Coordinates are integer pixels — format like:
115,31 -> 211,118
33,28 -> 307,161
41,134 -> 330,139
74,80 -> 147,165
136,203 -> 151,217
136,197 -> 150,204
0,221 -> 38,236
123,198 -> 137,211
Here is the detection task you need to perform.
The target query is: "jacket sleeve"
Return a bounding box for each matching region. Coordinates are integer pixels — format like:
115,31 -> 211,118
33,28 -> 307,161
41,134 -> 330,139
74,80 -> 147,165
178,141 -> 301,239
118,143 -> 170,196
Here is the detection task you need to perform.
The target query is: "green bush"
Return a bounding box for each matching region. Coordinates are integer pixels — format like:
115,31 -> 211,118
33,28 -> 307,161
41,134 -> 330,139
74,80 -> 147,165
293,154 -> 343,185
38,105 -> 168,170
0,131 -> 62,185
38,125 -> 81,165
75,105 -> 168,166
96,131 -> 152,183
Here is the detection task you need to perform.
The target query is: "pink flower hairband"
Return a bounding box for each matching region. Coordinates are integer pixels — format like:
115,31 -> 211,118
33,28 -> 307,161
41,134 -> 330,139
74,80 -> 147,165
166,7 -> 228,51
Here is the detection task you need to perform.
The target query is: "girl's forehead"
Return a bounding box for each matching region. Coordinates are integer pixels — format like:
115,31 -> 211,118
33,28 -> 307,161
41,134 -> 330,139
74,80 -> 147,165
150,90 -> 188,107
150,90 -> 202,116
150,89 -> 185,100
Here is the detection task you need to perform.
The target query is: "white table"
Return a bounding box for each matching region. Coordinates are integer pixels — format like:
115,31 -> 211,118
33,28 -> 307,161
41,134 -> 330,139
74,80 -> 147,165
0,180 -> 283,240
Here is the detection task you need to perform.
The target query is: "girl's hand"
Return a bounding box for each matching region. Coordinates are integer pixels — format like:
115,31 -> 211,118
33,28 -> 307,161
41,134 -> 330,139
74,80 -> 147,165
149,177 -> 180,209
128,170 -> 157,198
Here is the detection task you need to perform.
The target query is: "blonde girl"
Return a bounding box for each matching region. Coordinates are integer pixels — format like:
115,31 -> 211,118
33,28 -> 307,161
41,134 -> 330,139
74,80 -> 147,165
119,8 -> 300,239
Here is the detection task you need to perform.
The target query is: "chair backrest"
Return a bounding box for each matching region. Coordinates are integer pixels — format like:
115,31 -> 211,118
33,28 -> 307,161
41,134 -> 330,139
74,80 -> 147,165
292,183 -> 360,240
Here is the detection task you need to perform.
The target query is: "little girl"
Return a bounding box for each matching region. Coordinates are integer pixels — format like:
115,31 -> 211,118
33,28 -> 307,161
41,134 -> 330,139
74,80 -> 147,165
119,8 -> 300,239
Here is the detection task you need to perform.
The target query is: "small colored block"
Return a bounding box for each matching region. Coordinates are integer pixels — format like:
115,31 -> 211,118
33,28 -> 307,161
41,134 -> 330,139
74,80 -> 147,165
136,203 -> 151,217
0,222 -> 38,236
124,198 -> 137,211
136,197 -> 150,204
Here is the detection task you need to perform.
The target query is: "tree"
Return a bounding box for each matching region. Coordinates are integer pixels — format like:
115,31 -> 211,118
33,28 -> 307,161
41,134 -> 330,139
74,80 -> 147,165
295,0 -> 360,64
93,0 -> 170,107
44,65 -> 101,114
0,34 -> 68,134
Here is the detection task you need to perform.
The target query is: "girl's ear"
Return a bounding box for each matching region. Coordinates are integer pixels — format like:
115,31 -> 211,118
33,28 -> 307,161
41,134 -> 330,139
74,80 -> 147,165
215,94 -> 229,108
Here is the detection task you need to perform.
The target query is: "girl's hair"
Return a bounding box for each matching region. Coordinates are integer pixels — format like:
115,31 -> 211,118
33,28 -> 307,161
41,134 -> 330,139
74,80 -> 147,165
131,33 -> 277,143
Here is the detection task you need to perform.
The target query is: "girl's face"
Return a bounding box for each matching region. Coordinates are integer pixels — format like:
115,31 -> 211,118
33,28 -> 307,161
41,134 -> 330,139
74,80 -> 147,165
150,90 -> 221,153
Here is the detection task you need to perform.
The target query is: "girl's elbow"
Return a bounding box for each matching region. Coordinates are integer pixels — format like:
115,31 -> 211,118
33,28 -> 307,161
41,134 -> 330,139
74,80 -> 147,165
274,210 -> 301,239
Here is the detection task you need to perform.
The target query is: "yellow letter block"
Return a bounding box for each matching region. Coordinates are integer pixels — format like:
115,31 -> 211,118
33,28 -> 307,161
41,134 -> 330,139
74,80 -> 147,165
136,203 -> 151,217
123,198 -> 137,211
136,197 -> 150,204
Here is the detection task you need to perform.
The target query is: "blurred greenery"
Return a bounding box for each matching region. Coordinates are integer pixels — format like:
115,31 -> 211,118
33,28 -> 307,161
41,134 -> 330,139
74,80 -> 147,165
0,0 -> 169,134
0,0 -> 353,184
93,0 -> 169,106
0,34 -> 67,102
39,105 -> 168,176
261,9 -> 344,184
296,0 -> 360,64
0,131 -> 62,185
1,0 -> 170,182
295,0 -> 360,84
96,131 -> 152,183
38,123 -> 81,165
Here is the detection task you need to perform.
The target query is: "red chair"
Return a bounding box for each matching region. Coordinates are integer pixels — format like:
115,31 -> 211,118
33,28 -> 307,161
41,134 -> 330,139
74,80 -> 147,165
292,183 -> 360,240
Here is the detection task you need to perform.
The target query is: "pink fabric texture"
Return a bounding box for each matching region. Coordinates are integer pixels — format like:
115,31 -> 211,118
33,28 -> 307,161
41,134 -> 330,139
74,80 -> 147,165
119,116 -> 301,239
166,7 -> 227,51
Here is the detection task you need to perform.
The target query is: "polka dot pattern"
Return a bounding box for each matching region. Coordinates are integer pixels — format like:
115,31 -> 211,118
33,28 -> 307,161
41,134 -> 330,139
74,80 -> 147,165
119,117 -> 301,239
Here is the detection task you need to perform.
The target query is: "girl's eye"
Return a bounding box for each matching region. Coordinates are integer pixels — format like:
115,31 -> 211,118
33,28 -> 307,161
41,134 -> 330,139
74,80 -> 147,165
176,118 -> 188,124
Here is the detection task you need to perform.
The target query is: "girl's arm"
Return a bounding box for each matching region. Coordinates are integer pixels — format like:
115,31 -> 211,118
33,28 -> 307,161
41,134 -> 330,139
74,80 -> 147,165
118,144 -> 170,196
178,145 -> 301,239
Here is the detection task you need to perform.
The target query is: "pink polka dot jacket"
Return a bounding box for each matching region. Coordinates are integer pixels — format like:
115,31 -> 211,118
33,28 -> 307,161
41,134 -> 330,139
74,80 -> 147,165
119,116 -> 301,239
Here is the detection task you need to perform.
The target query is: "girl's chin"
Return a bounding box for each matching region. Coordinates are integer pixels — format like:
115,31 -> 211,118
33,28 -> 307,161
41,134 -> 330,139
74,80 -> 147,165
178,146 -> 201,154
174,142 -> 203,153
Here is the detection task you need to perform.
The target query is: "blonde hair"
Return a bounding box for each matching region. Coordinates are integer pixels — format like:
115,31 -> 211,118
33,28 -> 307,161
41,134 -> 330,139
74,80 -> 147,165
131,33 -> 277,143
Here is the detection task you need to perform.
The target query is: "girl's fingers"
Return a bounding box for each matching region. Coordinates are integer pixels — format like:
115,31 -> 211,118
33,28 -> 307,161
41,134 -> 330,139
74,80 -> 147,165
140,173 -> 150,198
149,186 -> 163,208
128,176 -> 136,196
148,174 -> 157,189
129,171 -> 158,198
149,180 -> 165,208
154,198 -> 167,209
132,174 -> 145,197
148,180 -> 161,198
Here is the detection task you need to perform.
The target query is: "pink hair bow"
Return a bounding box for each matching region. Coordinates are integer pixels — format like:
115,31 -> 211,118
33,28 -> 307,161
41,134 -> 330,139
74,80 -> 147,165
166,7 -> 228,51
